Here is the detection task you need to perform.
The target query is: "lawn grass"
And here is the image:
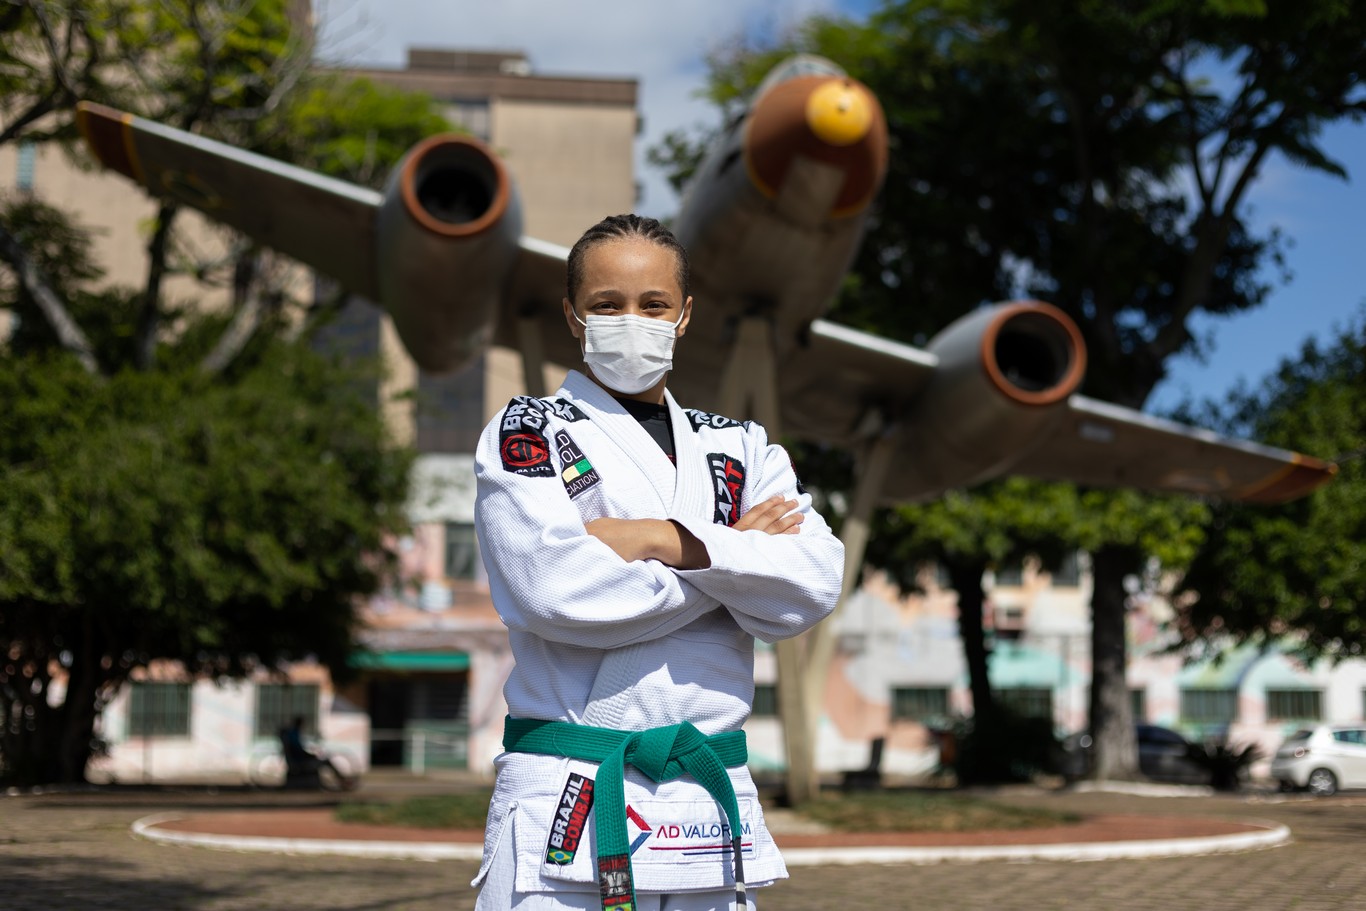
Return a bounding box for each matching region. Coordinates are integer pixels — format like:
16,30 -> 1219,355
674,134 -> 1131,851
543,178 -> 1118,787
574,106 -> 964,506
334,788 -> 1076,832
793,790 -> 1077,832
335,792 -> 493,829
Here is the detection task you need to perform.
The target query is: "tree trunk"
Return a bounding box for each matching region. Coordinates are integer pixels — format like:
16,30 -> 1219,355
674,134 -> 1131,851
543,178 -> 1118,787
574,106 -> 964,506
1089,545 -> 1140,781
773,636 -> 818,806
54,633 -> 103,785
947,560 -> 994,728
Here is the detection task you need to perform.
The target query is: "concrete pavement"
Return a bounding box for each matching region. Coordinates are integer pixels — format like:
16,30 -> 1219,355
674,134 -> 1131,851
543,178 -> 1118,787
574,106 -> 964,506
2,779 -> 1363,911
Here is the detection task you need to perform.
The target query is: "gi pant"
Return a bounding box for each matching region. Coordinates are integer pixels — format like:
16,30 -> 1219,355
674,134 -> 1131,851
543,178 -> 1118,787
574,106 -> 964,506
475,822 -> 752,911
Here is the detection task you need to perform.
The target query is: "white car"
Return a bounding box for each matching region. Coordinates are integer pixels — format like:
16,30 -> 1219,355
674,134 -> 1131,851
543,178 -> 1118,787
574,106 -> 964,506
1270,725 -> 1366,796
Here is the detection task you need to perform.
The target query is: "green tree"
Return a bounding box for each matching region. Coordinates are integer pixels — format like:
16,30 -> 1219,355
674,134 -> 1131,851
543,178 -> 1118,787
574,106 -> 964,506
871,480 -> 1080,760
652,0 -> 1364,786
940,0 -> 1364,779
0,0 -> 447,785
1177,312 -> 1366,661
869,480 -> 1206,783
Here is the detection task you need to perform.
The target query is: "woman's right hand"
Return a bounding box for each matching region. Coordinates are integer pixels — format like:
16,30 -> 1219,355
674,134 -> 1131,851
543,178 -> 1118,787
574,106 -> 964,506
734,494 -> 803,536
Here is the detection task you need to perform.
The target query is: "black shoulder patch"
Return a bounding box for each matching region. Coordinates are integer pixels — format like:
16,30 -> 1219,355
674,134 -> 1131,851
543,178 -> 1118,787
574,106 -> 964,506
499,396 -> 553,477
547,398 -> 589,422
685,409 -> 744,433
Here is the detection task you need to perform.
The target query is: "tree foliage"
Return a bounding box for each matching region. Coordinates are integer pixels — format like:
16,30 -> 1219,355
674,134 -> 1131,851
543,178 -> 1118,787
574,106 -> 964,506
0,0 -> 448,785
1178,312 -> 1366,661
651,0 -> 1364,783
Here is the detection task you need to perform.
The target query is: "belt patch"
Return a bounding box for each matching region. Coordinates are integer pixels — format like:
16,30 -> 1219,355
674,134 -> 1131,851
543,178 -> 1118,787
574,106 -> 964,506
545,772 -> 595,865
598,853 -> 634,910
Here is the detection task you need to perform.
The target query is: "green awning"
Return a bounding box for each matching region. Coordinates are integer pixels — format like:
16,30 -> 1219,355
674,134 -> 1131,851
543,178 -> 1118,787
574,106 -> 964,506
1176,642 -> 1263,688
984,643 -> 1071,687
350,650 -> 470,672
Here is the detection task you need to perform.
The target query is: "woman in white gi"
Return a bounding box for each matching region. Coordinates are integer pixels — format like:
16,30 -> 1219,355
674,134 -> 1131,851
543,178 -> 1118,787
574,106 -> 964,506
473,214 -> 844,911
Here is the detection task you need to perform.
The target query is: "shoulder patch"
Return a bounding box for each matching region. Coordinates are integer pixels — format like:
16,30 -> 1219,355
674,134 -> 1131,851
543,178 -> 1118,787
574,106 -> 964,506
685,409 -> 745,433
499,396 -> 553,477
706,452 -> 747,526
554,430 -> 601,498
547,398 -> 589,422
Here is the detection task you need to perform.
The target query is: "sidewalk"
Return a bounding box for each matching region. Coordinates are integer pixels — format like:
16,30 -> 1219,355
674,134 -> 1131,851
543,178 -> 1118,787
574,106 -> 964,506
131,780 -> 1290,865
13,782 -> 1357,911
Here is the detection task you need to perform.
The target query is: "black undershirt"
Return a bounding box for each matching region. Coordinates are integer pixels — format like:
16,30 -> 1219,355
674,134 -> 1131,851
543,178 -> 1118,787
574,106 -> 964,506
614,397 -> 676,463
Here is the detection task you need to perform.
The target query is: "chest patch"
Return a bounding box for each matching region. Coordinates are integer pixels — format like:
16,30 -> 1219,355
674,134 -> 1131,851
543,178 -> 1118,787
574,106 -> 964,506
499,396 -> 553,477
555,430 -> 601,498
548,398 -> 589,422
706,452 -> 746,526
686,409 -> 744,433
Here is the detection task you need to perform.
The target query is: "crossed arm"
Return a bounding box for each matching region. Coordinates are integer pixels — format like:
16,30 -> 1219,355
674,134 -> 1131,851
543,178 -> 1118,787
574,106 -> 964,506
584,494 -> 803,568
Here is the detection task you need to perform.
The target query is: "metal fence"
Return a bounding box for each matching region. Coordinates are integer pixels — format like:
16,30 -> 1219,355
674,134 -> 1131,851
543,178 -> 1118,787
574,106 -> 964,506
369,724 -> 469,774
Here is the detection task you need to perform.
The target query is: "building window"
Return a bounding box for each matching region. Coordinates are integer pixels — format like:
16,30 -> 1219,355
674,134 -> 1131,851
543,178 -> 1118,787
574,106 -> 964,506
1052,551 -> 1082,587
891,686 -> 949,722
751,684 -> 778,717
1180,688 -> 1238,725
996,687 -> 1053,720
445,522 -> 479,581
442,99 -> 491,140
928,562 -> 952,589
993,605 -> 1025,640
1130,687 -> 1148,722
256,683 -> 320,738
994,561 -> 1025,586
416,357 -> 486,453
128,683 -> 191,737
16,142 -> 36,191
1266,689 -> 1322,722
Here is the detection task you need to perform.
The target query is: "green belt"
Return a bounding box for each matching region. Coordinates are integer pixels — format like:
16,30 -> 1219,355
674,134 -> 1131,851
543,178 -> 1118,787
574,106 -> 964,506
503,716 -> 750,911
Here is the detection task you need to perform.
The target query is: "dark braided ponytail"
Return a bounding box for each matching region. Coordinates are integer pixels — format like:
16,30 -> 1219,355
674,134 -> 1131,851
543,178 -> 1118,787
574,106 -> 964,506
565,214 -> 690,303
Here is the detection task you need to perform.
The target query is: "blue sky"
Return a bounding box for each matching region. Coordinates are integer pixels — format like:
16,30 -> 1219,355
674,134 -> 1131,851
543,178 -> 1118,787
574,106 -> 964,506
316,0 -> 1365,415
1149,120 -> 1366,413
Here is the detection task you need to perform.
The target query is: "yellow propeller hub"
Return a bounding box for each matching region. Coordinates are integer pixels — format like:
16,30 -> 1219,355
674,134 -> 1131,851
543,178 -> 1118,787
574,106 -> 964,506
805,80 -> 873,147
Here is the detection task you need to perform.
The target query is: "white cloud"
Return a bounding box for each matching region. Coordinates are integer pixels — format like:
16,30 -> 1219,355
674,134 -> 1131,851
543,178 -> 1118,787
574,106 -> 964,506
313,0 -> 851,215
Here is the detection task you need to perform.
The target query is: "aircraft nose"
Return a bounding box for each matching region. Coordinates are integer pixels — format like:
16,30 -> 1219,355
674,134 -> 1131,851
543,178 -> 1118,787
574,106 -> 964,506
805,80 -> 875,146
744,74 -> 888,219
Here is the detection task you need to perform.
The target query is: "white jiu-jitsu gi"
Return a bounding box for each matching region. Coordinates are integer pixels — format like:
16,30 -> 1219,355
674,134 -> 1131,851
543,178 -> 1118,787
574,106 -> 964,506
472,369 -> 844,902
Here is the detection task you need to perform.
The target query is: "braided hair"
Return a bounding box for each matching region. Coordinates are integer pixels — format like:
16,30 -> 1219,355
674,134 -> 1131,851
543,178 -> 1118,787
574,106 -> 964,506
565,214 -> 690,303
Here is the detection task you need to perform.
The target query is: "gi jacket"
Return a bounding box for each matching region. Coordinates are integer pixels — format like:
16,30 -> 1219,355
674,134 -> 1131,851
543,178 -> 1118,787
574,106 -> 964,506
473,370 -> 844,896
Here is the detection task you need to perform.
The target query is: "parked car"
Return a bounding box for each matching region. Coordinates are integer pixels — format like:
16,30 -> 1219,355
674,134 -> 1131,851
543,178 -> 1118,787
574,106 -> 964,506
1271,725 -> 1366,796
1059,724 -> 1210,785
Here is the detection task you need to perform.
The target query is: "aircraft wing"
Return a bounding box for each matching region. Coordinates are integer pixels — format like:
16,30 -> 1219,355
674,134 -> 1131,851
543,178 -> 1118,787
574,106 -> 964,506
764,316 -> 1334,506
494,236 -> 574,352
75,102 -> 383,300
1005,395 -> 1336,504
779,319 -> 939,442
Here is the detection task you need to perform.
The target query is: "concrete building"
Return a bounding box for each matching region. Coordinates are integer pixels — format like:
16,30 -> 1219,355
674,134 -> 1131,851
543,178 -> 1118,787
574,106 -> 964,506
808,557 -> 1366,782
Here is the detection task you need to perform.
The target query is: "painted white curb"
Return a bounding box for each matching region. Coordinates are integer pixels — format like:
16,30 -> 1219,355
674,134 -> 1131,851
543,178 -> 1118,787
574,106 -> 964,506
780,823 -> 1290,865
132,813 -> 1290,865
131,813 -> 484,862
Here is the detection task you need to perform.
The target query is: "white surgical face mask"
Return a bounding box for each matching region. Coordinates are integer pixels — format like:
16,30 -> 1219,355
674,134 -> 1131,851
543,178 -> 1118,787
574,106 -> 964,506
574,309 -> 685,395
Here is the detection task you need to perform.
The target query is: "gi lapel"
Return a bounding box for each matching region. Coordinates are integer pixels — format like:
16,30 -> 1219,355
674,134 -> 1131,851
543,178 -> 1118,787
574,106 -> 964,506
665,391 -> 715,524
561,371 -> 676,513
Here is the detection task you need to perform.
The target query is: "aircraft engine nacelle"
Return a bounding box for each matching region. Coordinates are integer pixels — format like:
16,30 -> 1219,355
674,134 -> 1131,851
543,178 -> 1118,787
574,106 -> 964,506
896,302 -> 1086,496
376,135 -> 523,374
